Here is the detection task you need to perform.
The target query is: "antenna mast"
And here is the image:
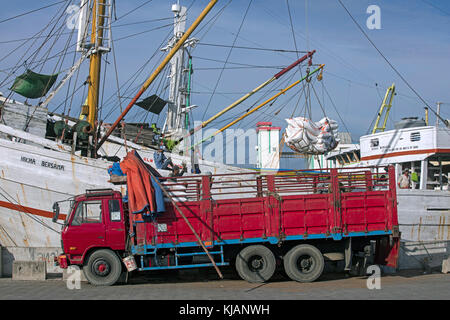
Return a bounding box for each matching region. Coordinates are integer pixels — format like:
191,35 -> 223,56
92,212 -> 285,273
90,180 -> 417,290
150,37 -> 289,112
161,3 -> 198,152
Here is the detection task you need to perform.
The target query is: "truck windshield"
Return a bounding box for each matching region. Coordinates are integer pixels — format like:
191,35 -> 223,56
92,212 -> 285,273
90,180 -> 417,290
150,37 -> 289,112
71,200 -> 102,225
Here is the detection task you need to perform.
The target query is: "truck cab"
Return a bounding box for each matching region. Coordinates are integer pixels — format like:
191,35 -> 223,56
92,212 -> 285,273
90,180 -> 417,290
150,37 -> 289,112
54,189 -> 129,285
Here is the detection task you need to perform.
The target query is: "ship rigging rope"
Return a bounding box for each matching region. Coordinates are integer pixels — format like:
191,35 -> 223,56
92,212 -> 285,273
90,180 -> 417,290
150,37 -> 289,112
337,0 -> 448,127
420,0 -> 450,16
0,49 -> 78,76
1,0 -> 175,135
310,81 -> 335,136
96,45 -> 168,116
110,28 -> 123,114
0,185 -> 61,234
61,38 -> 80,117
0,0 -> 69,25
0,1 -> 73,104
365,86 -> 390,136
196,42 -> 307,54
2,0 -> 185,131
112,17 -> 173,28
98,37 -> 171,121
201,0 -> 253,122
191,0 -> 232,42
99,0 -> 200,113
50,82 -> 85,114
18,1 -> 72,80
98,53 -> 110,122
0,0 -> 162,90
0,1 -> 71,118
47,17 -> 171,115
0,223 -> 17,246
0,17 -> 173,45
198,64 -> 298,130
105,62 -> 171,158
24,6 -> 77,125
321,81 -> 351,136
0,1 -> 70,88
0,20 -> 170,75
21,22 -> 77,133
113,0 -> 153,22
261,1 -> 385,96
204,70 -> 300,161
111,58 -> 171,154
95,0 -> 197,121
97,0 -> 196,124
191,55 -> 285,70
286,0 -> 309,120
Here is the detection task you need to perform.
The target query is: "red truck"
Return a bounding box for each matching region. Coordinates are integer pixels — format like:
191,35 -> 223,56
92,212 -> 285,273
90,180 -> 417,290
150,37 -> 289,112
53,165 -> 400,286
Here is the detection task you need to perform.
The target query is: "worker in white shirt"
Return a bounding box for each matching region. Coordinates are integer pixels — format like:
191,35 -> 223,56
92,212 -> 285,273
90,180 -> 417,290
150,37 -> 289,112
398,169 -> 411,189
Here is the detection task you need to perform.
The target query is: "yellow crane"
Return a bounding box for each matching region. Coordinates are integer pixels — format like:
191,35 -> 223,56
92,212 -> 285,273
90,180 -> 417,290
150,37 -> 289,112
372,83 -> 395,134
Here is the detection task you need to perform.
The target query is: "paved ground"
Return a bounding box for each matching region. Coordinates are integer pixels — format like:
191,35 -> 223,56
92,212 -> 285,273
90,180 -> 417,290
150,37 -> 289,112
0,267 -> 449,300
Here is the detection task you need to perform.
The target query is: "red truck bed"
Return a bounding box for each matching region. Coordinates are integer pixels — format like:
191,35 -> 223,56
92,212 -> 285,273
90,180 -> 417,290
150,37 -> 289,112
130,167 -> 398,250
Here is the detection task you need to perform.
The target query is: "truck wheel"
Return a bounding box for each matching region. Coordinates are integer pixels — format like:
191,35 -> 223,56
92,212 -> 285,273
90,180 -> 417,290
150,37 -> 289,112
235,245 -> 276,283
283,244 -> 324,283
83,249 -> 122,286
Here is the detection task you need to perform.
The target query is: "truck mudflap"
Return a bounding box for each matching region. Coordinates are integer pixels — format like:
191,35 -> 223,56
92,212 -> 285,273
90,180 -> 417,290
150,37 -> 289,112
385,236 -> 400,268
374,234 -> 401,268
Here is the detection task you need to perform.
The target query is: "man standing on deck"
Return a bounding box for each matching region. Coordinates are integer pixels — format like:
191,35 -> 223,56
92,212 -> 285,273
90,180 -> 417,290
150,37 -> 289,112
154,147 -> 174,171
398,169 -> 411,189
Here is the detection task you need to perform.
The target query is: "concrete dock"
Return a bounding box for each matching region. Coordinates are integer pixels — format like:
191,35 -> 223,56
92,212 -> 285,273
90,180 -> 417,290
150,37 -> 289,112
0,267 -> 448,300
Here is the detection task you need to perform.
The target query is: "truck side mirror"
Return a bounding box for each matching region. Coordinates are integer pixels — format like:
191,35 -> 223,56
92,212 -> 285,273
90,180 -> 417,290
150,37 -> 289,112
52,202 -> 60,223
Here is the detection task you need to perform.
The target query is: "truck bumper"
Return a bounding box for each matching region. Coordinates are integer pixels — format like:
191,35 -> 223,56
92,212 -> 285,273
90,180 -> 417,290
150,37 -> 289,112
55,254 -> 69,269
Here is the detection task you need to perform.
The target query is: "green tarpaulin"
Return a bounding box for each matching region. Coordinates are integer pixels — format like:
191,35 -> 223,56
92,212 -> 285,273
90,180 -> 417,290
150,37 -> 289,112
10,69 -> 58,99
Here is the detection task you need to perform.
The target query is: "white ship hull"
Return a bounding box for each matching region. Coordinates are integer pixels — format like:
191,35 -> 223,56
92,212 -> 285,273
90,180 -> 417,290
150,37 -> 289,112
311,124 -> 450,270
0,137 -> 119,247
396,189 -> 450,270
0,126 -> 249,248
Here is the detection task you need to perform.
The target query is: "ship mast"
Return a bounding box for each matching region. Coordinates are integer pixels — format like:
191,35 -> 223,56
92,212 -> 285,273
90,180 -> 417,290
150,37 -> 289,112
162,3 -> 198,153
96,0 -> 218,152
83,0 -> 111,155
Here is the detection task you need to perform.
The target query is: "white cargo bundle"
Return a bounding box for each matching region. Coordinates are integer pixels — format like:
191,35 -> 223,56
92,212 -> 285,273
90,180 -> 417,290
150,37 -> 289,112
285,117 -> 339,154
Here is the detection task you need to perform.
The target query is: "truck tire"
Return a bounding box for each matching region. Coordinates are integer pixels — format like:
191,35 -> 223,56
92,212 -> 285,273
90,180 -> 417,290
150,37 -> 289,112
83,249 -> 122,286
235,245 -> 276,283
283,244 -> 324,283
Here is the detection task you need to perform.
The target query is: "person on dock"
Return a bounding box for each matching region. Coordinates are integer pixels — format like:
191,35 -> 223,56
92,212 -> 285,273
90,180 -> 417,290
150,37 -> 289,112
154,147 -> 174,171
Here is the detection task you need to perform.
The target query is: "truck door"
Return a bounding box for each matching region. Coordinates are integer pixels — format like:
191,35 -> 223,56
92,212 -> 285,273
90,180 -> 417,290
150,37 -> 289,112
105,198 -> 126,250
64,200 -> 105,256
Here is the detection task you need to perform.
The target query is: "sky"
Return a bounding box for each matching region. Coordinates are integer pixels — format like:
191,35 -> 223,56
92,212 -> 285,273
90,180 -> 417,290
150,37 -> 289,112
0,0 -> 449,168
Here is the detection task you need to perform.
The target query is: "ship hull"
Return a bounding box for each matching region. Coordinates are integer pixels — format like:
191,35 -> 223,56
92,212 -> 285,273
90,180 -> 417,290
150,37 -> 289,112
0,138 -> 118,247
396,189 -> 450,270
0,132 -> 249,248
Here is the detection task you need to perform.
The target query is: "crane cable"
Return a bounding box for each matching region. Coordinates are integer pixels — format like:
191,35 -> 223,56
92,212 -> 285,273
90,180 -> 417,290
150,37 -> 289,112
337,0 -> 448,127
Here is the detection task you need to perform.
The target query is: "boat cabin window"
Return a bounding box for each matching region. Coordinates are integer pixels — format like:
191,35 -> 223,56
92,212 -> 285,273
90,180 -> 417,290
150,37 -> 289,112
71,201 -> 102,225
410,132 -> 421,142
370,138 -> 379,147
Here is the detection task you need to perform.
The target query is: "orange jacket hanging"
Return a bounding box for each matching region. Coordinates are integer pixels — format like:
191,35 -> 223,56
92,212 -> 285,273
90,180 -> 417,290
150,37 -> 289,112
119,150 -> 156,216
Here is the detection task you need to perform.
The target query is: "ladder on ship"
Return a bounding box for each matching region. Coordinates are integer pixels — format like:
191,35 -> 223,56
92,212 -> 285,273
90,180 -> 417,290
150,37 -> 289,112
94,0 -> 112,53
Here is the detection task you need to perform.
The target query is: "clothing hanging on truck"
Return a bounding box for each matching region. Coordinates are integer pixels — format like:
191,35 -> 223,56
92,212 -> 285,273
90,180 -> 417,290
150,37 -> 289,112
119,150 -> 165,217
